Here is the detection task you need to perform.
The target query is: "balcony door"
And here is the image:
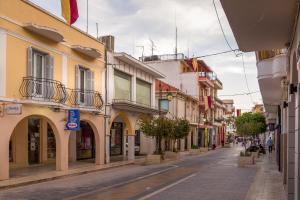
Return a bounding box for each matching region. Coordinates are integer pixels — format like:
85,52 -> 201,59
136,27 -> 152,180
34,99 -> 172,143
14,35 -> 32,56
27,47 -> 54,99
33,51 -> 45,97
75,65 -> 94,106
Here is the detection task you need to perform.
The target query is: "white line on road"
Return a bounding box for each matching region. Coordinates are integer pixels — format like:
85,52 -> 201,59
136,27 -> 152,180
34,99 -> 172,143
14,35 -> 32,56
64,165 -> 179,200
137,173 -> 197,200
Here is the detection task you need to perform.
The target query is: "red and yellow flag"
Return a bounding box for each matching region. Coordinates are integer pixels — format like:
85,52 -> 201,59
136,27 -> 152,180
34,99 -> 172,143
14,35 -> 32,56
61,0 -> 79,25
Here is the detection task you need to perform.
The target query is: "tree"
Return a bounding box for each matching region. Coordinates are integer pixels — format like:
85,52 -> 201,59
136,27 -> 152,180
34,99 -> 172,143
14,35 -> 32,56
140,116 -> 173,154
170,119 -> 190,152
140,117 -> 191,153
235,112 -> 267,151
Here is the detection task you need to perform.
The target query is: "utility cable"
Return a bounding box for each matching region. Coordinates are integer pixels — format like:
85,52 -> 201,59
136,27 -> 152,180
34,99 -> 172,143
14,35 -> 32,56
219,91 -> 260,97
212,0 -> 237,56
241,53 -> 255,104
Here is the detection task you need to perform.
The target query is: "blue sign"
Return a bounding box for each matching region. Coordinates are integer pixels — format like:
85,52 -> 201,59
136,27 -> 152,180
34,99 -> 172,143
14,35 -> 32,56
66,109 -> 80,131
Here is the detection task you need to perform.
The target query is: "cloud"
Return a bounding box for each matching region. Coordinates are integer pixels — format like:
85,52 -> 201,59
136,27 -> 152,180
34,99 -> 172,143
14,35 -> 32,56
29,0 -> 262,109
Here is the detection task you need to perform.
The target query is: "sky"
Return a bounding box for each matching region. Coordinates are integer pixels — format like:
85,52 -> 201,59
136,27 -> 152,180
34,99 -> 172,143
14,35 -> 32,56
29,0 -> 262,111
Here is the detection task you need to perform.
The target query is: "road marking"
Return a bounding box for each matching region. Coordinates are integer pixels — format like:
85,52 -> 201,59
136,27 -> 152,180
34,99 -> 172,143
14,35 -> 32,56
64,165 -> 179,200
137,173 -> 197,200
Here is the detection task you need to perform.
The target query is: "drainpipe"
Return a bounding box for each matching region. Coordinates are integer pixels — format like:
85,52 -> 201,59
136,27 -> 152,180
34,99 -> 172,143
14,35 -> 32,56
104,48 -> 108,164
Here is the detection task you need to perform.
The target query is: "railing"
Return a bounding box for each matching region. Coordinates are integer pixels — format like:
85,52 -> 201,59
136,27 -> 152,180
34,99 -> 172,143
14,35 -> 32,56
19,77 -> 67,103
140,53 -> 186,62
68,89 -> 104,110
256,49 -> 287,61
20,77 -> 104,110
214,117 -> 224,123
215,77 -> 223,87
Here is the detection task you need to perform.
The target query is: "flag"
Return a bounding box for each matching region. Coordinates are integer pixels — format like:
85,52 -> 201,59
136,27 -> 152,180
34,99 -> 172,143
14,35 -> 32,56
61,0 -> 79,25
204,96 -> 209,111
192,58 -> 198,71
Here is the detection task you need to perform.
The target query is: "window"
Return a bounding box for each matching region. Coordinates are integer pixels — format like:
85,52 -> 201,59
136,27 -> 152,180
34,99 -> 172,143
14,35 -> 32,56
75,65 -> 94,106
114,70 -> 131,100
27,47 -> 53,98
136,79 -> 151,106
159,99 -> 169,111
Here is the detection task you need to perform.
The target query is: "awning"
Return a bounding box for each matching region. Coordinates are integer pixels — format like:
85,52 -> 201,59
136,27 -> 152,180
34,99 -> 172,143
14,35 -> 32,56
71,45 -> 101,59
114,53 -> 165,78
23,23 -> 64,42
220,0 -> 298,51
112,99 -> 167,115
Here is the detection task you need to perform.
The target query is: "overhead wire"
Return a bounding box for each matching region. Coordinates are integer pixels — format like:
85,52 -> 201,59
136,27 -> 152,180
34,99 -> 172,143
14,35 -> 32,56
212,0 -> 256,105
219,91 -> 260,97
212,0 -> 237,56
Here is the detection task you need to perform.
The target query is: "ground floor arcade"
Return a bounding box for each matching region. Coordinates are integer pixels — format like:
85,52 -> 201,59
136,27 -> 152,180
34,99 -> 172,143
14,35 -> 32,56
0,104 -> 105,180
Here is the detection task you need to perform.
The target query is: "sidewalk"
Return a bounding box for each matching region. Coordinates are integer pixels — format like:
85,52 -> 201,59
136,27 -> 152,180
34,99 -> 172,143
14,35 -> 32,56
245,152 -> 286,200
0,148 -> 220,190
0,160 -> 134,190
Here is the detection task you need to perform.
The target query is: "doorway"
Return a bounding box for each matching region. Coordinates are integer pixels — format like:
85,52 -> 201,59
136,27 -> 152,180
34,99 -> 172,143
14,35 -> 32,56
28,118 -> 41,165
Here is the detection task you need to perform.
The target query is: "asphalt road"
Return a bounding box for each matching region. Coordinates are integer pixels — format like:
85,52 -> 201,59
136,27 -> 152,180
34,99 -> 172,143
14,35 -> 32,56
0,147 -> 257,200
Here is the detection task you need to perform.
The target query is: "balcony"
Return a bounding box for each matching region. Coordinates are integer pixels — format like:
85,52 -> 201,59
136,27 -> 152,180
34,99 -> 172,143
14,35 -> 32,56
256,49 -> 288,108
19,77 -> 67,104
214,77 -> 223,90
68,89 -> 104,110
198,72 -> 215,88
112,99 -> 166,115
20,77 -> 104,110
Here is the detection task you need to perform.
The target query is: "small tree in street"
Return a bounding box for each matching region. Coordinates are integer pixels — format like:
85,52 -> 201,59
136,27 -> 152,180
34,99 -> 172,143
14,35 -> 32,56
140,117 -> 190,154
170,119 -> 190,152
140,116 -> 173,154
235,112 -> 267,151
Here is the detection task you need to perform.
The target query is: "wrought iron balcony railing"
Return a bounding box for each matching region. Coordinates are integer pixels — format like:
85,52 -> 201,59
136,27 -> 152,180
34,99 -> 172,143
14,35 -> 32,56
19,76 -> 67,103
67,89 -> 104,110
20,77 -> 104,110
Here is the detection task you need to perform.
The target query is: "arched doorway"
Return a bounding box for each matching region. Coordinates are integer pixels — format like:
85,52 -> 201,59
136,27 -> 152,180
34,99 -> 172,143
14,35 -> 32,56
109,113 -> 133,162
69,121 -> 95,164
9,116 -> 57,177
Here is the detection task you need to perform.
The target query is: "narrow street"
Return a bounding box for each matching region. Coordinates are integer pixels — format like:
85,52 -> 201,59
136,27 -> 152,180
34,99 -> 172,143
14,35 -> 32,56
0,147 -> 257,200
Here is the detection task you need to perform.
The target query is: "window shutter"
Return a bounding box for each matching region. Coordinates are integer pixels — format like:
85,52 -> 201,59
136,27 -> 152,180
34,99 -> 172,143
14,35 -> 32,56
45,55 -> 54,79
75,65 -> 80,89
27,47 -> 33,76
91,71 -> 94,91
75,65 -> 80,105
85,70 -> 92,106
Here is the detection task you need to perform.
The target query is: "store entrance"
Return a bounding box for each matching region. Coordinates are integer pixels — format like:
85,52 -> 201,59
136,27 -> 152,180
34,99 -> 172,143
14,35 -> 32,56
110,122 -> 123,156
76,121 -> 95,160
28,118 -> 41,165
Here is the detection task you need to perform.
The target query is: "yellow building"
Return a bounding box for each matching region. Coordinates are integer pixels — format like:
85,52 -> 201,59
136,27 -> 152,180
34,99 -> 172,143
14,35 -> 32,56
0,0 -> 106,180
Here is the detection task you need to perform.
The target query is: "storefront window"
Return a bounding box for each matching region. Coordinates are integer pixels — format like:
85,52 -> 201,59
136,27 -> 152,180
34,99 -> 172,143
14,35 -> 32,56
110,122 -> 123,156
114,70 -> 131,100
136,79 -> 151,106
76,122 -> 95,160
47,123 -> 56,159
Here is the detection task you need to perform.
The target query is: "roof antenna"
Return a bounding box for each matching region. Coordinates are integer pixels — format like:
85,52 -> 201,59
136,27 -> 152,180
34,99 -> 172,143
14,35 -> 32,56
96,22 -> 99,39
149,38 -> 156,57
175,9 -> 178,59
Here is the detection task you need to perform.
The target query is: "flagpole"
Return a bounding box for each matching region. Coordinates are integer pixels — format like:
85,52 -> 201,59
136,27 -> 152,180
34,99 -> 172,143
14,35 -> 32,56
86,0 -> 89,33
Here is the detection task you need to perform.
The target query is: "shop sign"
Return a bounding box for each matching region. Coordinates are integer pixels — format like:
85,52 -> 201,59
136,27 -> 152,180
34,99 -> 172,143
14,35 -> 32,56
5,104 -> 22,115
66,109 -> 80,131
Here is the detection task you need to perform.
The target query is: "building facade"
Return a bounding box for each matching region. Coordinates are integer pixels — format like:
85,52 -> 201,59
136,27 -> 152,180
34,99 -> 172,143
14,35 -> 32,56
155,80 -> 199,151
221,1 -> 299,199
143,54 -> 225,149
105,50 -> 165,163
0,0 -> 106,180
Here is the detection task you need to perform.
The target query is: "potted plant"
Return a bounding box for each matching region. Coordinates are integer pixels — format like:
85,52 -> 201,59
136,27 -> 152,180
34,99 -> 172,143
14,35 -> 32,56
238,151 -> 254,167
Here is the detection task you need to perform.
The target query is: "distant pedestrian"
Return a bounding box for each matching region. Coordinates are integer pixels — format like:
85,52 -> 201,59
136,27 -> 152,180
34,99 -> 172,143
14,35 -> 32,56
267,137 -> 273,153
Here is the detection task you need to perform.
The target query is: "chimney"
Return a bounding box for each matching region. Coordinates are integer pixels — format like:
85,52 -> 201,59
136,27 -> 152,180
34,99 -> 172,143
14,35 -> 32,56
99,35 -> 115,52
